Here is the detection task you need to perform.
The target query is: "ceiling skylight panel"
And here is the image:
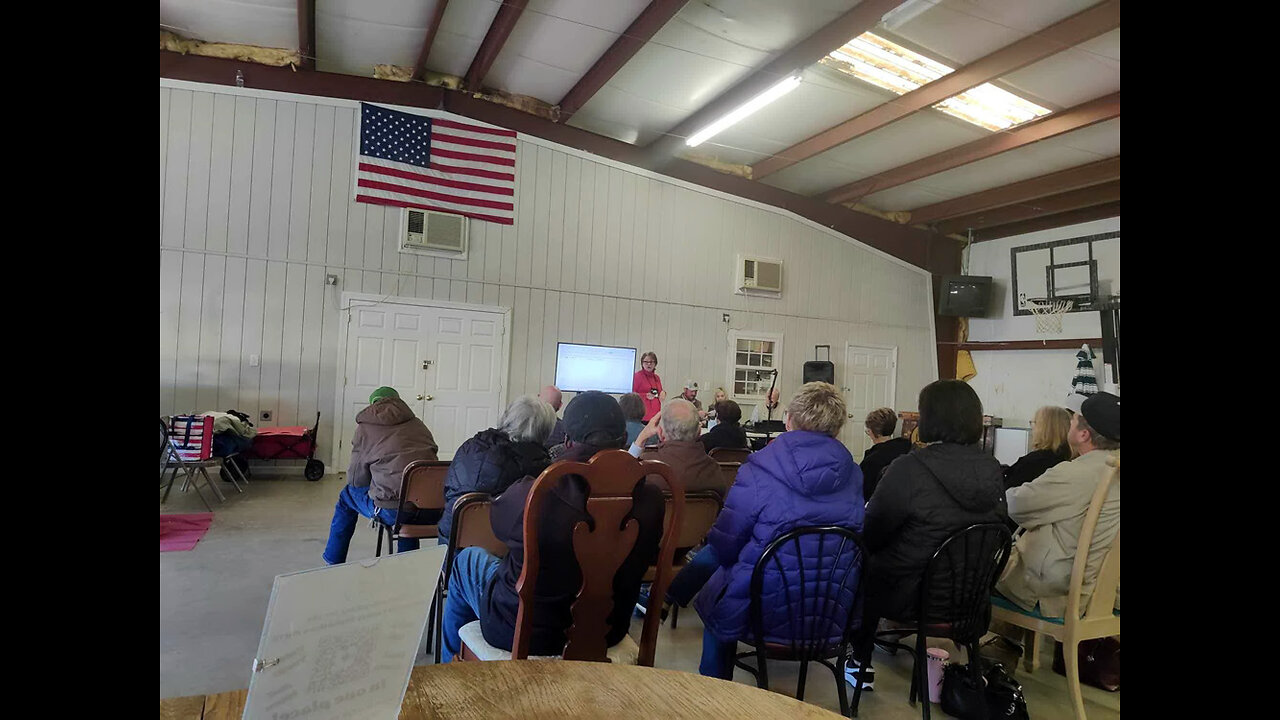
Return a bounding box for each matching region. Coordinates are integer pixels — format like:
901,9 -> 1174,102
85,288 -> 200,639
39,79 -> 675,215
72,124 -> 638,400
825,32 -> 1052,132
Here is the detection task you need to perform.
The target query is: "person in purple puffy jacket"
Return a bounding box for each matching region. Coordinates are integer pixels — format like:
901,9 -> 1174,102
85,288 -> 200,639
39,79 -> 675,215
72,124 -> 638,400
691,382 -> 865,679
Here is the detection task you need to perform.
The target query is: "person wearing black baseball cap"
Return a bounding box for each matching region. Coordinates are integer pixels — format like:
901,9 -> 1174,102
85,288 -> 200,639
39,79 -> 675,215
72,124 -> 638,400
996,392 -> 1120,618
438,390 -> 665,663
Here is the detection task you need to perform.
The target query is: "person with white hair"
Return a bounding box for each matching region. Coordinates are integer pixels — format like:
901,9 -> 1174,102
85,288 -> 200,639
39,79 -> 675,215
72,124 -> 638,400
628,399 -> 725,497
436,395 -> 556,543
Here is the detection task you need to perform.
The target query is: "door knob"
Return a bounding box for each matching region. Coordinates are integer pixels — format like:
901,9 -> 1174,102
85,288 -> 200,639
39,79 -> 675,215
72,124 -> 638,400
416,394 -> 425,401
847,414 -> 854,419
424,394 -> 434,401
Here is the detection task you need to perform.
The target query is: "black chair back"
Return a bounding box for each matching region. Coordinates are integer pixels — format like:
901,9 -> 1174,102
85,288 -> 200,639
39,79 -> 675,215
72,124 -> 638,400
747,525 -> 867,660
918,522 -> 1013,645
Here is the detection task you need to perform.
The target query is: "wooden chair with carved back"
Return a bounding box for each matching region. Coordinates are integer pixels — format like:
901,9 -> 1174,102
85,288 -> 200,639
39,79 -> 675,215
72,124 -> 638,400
457,449 -> 684,665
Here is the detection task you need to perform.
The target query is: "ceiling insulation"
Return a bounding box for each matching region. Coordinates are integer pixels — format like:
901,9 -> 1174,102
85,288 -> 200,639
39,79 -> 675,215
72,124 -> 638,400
160,29 -> 300,68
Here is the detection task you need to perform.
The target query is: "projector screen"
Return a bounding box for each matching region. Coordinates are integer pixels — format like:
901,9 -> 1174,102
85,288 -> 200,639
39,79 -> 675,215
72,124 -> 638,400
554,343 -> 637,394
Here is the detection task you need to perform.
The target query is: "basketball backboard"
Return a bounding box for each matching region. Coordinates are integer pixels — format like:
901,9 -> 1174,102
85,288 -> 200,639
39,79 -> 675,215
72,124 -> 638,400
1010,231 -> 1119,315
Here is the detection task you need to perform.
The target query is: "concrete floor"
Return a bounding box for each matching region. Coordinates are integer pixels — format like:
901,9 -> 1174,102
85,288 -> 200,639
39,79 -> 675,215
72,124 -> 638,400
160,474 -> 1120,718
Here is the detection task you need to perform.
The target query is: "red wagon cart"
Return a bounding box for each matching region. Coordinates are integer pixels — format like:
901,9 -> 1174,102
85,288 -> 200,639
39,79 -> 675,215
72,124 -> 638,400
243,412 -> 326,481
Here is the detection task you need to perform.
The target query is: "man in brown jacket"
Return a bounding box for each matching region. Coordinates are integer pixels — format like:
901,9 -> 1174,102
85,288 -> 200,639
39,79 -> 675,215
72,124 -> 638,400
322,386 -> 440,565
628,399 -> 726,500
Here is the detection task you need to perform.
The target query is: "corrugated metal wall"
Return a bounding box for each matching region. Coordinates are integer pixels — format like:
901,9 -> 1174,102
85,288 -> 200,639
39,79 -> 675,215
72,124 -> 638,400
160,83 -> 937,463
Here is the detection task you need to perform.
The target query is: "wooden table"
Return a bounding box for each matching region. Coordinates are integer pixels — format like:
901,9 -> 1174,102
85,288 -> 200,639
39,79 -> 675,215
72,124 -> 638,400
159,661 -> 846,719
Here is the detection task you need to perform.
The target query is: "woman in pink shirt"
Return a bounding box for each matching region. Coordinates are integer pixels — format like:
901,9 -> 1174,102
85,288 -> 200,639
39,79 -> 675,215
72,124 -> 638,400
632,351 -> 665,421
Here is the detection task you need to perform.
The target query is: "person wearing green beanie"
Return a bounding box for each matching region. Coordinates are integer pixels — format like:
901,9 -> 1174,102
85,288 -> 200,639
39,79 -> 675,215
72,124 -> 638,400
322,385 -> 440,565
369,386 -> 399,404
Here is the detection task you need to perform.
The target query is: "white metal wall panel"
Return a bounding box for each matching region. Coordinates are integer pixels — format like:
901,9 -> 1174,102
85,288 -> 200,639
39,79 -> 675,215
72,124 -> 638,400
160,85 -> 938,461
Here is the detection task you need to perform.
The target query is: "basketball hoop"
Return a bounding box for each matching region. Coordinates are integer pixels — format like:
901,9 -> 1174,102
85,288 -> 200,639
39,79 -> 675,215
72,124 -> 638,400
1027,299 -> 1072,334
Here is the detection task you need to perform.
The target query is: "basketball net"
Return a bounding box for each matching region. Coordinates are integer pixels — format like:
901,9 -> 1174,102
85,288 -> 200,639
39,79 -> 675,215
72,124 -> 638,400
1028,299 -> 1072,334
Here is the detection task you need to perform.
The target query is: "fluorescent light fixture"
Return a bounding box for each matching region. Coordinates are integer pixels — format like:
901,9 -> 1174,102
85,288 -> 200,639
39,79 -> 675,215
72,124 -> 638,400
881,0 -> 938,31
685,74 -> 803,147
826,33 -> 1051,131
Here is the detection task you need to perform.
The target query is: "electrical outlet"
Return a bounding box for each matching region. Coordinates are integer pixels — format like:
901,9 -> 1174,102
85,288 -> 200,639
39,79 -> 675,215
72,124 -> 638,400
260,410 -> 272,421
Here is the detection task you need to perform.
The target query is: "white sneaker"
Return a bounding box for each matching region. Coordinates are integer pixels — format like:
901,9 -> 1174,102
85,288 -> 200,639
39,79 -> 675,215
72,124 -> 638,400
845,659 -> 875,691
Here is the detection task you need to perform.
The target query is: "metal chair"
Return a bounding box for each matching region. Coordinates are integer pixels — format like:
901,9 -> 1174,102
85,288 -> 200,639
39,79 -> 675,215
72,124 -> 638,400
373,459 -> 450,557
732,526 -> 868,718
709,446 -> 752,464
853,523 -> 1013,720
161,415 -> 248,508
424,492 -> 509,663
458,449 -> 684,665
991,452 -> 1120,720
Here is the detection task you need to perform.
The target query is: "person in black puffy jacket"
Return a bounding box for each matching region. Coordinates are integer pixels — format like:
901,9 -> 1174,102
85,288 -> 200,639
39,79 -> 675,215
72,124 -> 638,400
1002,405 -> 1072,491
436,395 -> 556,544
848,380 -> 1008,689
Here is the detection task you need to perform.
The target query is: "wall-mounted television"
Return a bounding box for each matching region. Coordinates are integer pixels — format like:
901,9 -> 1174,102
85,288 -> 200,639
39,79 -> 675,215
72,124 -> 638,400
937,275 -> 993,317
554,343 -> 637,394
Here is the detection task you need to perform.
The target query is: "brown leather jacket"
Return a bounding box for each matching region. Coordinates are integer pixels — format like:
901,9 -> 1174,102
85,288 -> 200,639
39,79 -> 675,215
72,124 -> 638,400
640,439 -> 727,500
347,398 -> 439,509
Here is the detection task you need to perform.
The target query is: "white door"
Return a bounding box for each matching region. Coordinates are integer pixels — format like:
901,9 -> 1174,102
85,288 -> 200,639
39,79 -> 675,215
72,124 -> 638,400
422,311 -> 504,459
337,297 -> 507,471
841,345 -> 897,460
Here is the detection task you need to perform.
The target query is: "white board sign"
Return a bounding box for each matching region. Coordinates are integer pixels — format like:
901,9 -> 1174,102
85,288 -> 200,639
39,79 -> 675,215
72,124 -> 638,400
994,427 -> 1031,468
242,546 -> 446,720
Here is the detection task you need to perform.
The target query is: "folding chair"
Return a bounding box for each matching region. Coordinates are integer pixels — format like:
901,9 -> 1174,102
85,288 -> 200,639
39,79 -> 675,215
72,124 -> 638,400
372,459 -> 449,557
162,415 -> 247,508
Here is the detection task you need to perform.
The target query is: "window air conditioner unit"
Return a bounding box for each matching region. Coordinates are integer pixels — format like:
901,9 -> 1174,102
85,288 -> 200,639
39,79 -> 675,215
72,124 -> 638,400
737,255 -> 783,295
401,208 -> 468,258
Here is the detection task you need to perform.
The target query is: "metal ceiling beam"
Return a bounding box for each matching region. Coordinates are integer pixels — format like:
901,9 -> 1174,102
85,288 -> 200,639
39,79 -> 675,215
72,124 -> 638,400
820,91 -> 1120,205
412,0 -> 451,82
464,0 -> 529,92
557,0 -> 688,122
933,180 -> 1120,235
159,52 -> 446,108
973,201 -> 1120,242
159,51 -> 960,274
752,0 -> 1121,179
909,155 -> 1120,225
644,0 -> 905,161
297,0 -> 316,71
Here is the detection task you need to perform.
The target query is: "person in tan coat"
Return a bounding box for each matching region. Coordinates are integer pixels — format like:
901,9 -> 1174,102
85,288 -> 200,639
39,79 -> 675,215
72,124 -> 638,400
322,386 -> 439,564
996,392 -> 1120,618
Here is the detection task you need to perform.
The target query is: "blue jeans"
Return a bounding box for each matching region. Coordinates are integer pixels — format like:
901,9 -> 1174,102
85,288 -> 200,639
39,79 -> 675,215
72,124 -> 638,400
700,627 -> 738,679
322,484 -> 422,564
441,546 -> 502,663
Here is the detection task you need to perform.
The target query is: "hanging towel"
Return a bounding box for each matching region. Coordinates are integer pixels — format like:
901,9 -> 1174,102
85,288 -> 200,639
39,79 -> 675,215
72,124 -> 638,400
1072,345 -> 1098,395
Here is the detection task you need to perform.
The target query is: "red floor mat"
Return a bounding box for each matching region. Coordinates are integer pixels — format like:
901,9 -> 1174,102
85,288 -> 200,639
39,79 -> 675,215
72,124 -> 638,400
160,513 -> 215,552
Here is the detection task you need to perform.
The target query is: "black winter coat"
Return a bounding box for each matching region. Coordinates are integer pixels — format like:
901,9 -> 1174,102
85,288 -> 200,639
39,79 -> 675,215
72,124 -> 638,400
437,428 -> 551,543
859,437 -> 912,502
1002,447 -> 1069,491
481,442 -> 664,655
863,443 -> 1008,621
699,421 -> 749,454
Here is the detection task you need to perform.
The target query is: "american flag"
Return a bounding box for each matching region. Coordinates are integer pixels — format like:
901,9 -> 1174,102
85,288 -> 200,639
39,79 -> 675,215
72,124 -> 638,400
354,103 -> 517,225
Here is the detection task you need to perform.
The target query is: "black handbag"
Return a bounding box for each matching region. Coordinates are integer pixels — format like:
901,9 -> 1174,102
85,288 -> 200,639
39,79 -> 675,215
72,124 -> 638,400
1053,637 -> 1120,692
941,661 -> 1029,720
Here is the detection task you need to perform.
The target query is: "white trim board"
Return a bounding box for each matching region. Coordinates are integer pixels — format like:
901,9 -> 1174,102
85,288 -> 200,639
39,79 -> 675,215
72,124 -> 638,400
159,78 -> 935,279
331,291 -> 512,469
